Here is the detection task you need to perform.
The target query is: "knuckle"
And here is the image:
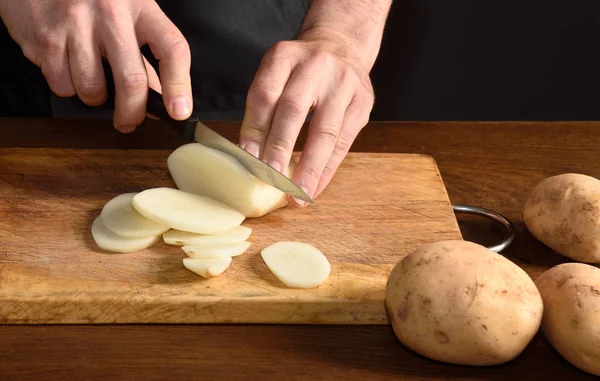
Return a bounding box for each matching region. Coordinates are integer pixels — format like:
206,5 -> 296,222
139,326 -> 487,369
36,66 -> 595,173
38,34 -> 63,55
248,84 -> 280,107
166,34 -> 190,59
302,165 -> 322,182
268,136 -> 294,155
336,130 -> 357,153
321,164 -> 337,182
268,40 -> 294,59
120,72 -> 148,94
316,124 -> 340,144
97,0 -> 121,22
278,97 -> 305,119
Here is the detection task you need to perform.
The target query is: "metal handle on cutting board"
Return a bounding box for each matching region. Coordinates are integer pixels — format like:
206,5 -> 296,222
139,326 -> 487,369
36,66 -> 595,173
452,204 -> 516,253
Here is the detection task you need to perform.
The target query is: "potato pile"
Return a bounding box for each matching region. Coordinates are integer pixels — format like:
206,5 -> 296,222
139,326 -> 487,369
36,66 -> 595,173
384,172 -> 600,376
91,142 -> 330,288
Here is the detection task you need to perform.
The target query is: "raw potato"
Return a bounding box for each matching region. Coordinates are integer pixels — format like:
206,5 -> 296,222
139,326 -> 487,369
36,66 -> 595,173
183,257 -> 232,279
132,187 -> 245,234
385,240 -> 543,366
182,241 -> 251,259
535,263 -> 600,376
91,216 -> 160,253
523,173 -> 600,263
167,143 -> 297,218
261,241 -> 330,288
100,193 -> 170,238
163,226 -> 252,246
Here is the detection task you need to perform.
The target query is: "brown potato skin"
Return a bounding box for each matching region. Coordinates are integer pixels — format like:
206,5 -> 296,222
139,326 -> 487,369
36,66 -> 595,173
535,263 -> 600,376
385,240 -> 543,366
523,173 -> 600,263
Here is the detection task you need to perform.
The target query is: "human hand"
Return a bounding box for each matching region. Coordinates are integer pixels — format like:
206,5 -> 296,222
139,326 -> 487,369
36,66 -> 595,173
239,28 -> 375,205
0,0 -> 192,132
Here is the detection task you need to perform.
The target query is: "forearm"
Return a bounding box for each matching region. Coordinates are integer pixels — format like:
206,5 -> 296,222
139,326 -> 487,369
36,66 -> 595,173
299,0 -> 393,69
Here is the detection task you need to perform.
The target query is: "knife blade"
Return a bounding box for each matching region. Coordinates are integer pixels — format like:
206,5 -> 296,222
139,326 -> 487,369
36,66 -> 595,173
145,88 -> 314,203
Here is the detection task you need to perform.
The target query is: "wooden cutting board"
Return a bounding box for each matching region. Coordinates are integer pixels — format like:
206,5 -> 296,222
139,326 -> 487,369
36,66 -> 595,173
0,147 -> 462,324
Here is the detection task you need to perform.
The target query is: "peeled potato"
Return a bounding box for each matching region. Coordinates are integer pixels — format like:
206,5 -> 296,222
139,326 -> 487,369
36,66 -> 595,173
132,187 -> 245,234
163,226 -> 252,246
183,257 -> 232,279
100,192 -> 170,238
261,241 -> 330,288
91,216 -> 160,253
182,241 -> 251,259
167,143 -> 297,218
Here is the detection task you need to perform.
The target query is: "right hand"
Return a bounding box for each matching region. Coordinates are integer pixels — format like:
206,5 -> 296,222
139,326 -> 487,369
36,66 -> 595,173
0,0 -> 193,132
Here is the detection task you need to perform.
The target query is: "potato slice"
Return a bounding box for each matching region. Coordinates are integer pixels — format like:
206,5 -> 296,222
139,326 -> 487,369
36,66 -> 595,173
100,192 -> 170,238
132,187 -> 245,234
163,226 -> 252,246
91,216 -> 160,253
261,241 -> 330,288
182,241 -> 251,259
183,257 -> 232,279
167,143 -> 297,218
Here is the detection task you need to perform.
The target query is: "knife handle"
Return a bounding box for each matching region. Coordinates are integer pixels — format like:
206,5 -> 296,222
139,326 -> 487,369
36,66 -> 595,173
146,87 -> 196,141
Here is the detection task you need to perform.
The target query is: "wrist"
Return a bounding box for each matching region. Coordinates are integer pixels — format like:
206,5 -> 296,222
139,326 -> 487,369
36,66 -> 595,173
298,0 -> 392,70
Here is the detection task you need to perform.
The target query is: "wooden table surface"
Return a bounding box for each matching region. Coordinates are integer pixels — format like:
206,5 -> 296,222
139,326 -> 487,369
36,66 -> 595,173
1,119 -> 598,380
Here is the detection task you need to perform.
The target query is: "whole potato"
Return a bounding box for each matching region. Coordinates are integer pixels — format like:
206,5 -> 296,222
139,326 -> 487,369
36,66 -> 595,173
385,240 -> 543,366
523,173 -> 600,263
535,263 -> 600,376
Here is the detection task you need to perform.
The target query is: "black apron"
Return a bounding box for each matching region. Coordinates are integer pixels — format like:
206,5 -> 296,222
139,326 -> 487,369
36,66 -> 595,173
0,0 -> 599,121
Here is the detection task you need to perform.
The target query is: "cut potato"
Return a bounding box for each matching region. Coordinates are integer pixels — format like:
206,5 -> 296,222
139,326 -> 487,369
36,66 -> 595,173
91,216 -> 160,253
261,241 -> 330,288
100,192 -> 170,238
183,257 -> 232,279
132,187 -> 245,234
167,143 -> 297,218
182,241 -> 251,259
163,226 -> 252,246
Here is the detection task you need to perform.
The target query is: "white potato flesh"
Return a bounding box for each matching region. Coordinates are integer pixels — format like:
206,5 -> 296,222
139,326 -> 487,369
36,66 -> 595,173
91,216 -> 160,253
167,143 -> 297,218
261,241 -> 330,288
182,241 -> 251,259
163,226 -> 252,246
100,192 -> 170,238
132,187 -> 245,234
183,257 -> 232,279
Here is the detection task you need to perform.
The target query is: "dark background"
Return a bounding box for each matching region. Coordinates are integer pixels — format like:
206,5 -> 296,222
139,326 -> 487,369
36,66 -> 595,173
0,0 -> 599,121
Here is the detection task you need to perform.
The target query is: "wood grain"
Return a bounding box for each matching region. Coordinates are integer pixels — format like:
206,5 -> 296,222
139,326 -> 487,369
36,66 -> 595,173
2,119 -> 599,380
0,145 -> 460,324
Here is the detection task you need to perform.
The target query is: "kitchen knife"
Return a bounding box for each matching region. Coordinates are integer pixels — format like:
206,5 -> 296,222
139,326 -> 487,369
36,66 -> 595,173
145,88 -> 314,203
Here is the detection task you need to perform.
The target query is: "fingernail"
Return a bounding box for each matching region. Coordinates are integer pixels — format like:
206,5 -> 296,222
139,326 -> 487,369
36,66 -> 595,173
243,141 -> 261,158
294,186 -> 310,207
172,97 -> 191,118
267,160 -> 282,173
118,125 -> 136,134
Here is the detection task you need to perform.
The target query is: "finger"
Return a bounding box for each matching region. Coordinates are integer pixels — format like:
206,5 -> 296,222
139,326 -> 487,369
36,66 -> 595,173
291,82 -> 354,205
143,55 -> 162,120
313,92 -> 374,199
67,28 -> 107,106
40,39 -> 76,98
260,60 -> 322,175
239,42 -> 295,158
101,20 -> 148,133
137,4 -> 192,120
143,55 -> 161,93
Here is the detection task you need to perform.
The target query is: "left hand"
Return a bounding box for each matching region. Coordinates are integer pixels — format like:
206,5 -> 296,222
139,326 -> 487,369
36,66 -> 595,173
239,28 -> 375,205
